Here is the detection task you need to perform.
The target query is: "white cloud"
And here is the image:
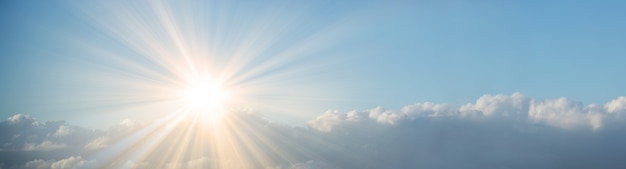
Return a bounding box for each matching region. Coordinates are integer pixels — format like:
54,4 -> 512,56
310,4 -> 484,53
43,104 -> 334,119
307,110 -> 342,132
528,97 -> 606,130
24,159 -> 50,169
459,92 -> 529,118
119,119 -> 140,128
5,93 -> 626,169
23,140 -> 66,151
50,156 -> 88,169
309,93 -> 626,131
7,114 -> 41,126
346,110 -> 362,121
121,160 -> 149,169
53,125 -> 72,137
84,136 -> 109,150
605,96 -> 626,114
401,102 -> 457,118
368,107 -> 402,125
23,156 -> 93,169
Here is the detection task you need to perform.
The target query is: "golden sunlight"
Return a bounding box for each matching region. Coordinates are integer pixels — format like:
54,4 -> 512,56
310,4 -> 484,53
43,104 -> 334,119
178,76 -> 232,122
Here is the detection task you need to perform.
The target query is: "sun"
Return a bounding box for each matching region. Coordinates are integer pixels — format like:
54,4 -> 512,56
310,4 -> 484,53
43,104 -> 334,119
184,80 -> 228,109
178,77 -> 232,121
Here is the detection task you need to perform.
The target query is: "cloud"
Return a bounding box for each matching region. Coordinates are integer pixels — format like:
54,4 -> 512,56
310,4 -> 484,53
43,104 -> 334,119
605,96 -> 626,113
121,160 -> 149,169
3,93 -> 626,168
289,160 -> 331,169
307,110 -> 343,132
301,93 -> 626,168
0,114 -> 132,168
84,136 -> 109,150
23,156 -> 93,169
23,159 -> 49,169
53,125 -> 72,137
50,156 -> 90,169
458,92 -> 529,118
6,114 -> 42,126
308,93 -> 626,131
528,97 -> 603,129
22,140 -> 66,151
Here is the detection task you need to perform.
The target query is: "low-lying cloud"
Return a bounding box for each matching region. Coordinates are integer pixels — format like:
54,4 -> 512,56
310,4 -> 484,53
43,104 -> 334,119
2,93 -> 626,169
310,93 -> 626,131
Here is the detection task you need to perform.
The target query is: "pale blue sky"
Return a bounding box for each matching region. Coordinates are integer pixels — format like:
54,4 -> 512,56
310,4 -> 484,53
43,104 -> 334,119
1,0 -> 626,128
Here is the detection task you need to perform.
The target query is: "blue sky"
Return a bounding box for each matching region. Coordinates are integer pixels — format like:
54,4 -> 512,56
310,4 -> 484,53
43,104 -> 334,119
3,1 -> 626,168
2,0 -> 626,127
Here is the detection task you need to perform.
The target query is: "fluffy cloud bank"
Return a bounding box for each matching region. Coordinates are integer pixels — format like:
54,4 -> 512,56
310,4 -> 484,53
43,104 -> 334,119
310,93 -> 626,131
3,93 -> 626,168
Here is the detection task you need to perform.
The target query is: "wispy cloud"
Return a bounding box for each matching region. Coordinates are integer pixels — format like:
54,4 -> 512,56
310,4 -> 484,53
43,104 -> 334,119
22,140 -> 66,151
23,156 -> 94,169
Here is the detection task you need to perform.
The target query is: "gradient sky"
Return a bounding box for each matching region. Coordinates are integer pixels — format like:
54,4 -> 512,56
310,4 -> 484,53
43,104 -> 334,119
2,0 -> 626,128
3,1 -> 626,169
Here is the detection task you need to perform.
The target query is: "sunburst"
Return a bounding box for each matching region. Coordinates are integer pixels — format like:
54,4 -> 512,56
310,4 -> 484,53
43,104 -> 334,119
178,75 -> 232,122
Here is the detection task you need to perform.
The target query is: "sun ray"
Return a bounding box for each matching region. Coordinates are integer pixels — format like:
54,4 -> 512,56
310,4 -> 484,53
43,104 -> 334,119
56,0 -> 369,167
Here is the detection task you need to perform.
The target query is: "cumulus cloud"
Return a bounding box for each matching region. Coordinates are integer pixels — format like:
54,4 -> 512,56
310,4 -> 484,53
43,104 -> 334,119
459,92 -> 529,118
6,114 -> 42,126
84,136 -> 109,150
53,125 -> 72,137
307,110 -> 343,132
3,93 -> 626,168
0,114 -> 137,168
309,93 -> 626,131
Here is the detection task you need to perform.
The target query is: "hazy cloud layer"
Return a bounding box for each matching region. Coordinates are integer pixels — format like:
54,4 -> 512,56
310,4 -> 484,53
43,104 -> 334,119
2,93 -> 626,168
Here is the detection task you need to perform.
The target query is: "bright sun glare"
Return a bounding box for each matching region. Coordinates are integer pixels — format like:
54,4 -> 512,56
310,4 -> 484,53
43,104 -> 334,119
179,77 -> 231,121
